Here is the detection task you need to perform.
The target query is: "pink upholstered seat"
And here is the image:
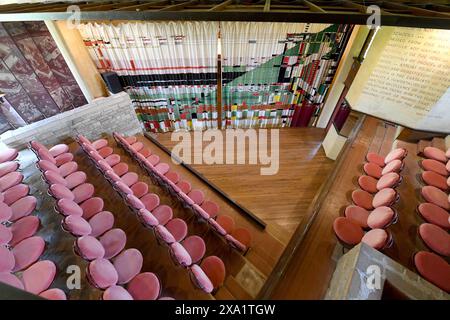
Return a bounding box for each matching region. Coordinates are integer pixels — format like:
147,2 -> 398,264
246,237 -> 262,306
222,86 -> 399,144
152,205 -> 173,225
372,188 -> 397,208
384,148 -> 407,164
37,159 -> 59,173
0,161 -> 18,177
177,180 -> 192,194
56,198 -> 83,216
165,171 -> 180,184
9,216 -> 40,246
39,288 -> 67,300
103,285 -> 133,300
135,153 -> 147,164
216,215 -> 235,234
363,163 -> 383,179
358,175 -> 378,194
59,161 -> 78,177
98,160 -> 112,173
131,182 -> 149,198
170,242 -> 193,267
98,147 -> 113,158
22,260 -> 56,295
131,142 -> 144,152
125,136 -> 137,144
115,181 -> 133,196
30,141 -> 46,152
367,206 -> 396,229
351,189 -> 374,210
417,203 -> 450,229
182,235 -> 206,264
89,211 -> 115,237
92,139 -> 108,150
344,205 -> 369,228
10,196 -> 37,222
12,236 -> 45,272
165,218 -> 188,242
381,159 -> 402,175
0,202 -> 12,222
76,235 -> 105,261
200,256 -> 226,290
376,172 -> 401,190
0,224 -> 12,245
44,170 -> 67,186
127,272 -> 160,300
424,146 -> 447,163
113,248 -> 143,284
0,272 -> 24,290
77,135 -> 91,145
422,171 -> 448,191
226,228 -> 252,252
147,154 -> 160,166
419,223 -> 450,257
38,148 -> 56,164
72,183 -> 95,204
87,258 -> 118,289
55,153 -> 74,167
49,183 -> 74,201
143,159 -> 154,172
137,209 -> 159,228
366,152 -> 385,167
125,194 -> 145,211
0,246 -> 14,272
0,148 -> 18,163
421,159 -> 448,177
106,170 -> 121,183
62,215 -> 92,236
188,189 -> 205,205
361,229 -> 390,250
333,217 -> 364,246
49,144 -> 69,157
90,151 -> 104,163
80,197 -> 104,220
3,184 -> 29,206
113,163 -> 129,177
208,218 -> 227,235
155,163 -> 170,175
139,148 -> 152,158
191,204 -> 209,220
421,186 -> 450,210
121,172 -> 139,187
0,172 -> 23,192
141,193 -> 160,211
189,264 -> 214,293
414,251 -> 450,292
99,228 -> 127,259
105,154 -> 121,167
65,171 -> 87,190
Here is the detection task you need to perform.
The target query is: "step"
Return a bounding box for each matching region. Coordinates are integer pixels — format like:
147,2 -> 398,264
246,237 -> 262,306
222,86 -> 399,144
431,137 -> 446,151
215,286 -> 236,300
417,140 -> 431,156
225,275 -> 254,300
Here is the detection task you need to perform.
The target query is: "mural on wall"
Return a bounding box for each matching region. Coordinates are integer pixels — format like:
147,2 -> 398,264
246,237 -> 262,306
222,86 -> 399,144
0,21 -> 87,134
80,21 -> 352,132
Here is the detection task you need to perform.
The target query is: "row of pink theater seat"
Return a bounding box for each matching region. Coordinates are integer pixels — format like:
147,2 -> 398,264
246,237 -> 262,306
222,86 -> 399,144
113,133 -> 253,255
75,134 -> 226,294
30,140 -> 172,300
0,146 -> 64,299
413,146 -> 450,293
333,148 -> 408,251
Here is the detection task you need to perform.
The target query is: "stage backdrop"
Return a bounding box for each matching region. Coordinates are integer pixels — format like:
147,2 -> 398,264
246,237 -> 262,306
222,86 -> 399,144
346,26 -> 450,134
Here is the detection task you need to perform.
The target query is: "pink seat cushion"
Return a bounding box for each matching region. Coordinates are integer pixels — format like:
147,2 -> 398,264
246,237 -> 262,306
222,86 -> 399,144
421,186 -> 450,210
333,217 -> 364,245
419,223 -> 450,256
131,182 -> 149,198
422,171 -> 448,191
200,256 -> 226,289
363,163 -> 383,179
155,225 -> 176,244
447,161 -> 450,174
30,141 -> 46,152
125,136 -> 137,144
139,148 -> 152,158
131,142 -> 144,152
137,209 -> 159,228
113,248 -> 143,284
189,264 -> 214,293
63,215 -> 92,236
421,159 -> 448,176
358,175 -> 378,193
0,224 -> 12,245
0,202 -> 12,222
126,194 -> 145,210
99,228 -> 127,259
372,188 -> 396,208
351,189 -> 374,210
153,205 -> 173,225
216,215 -> 235,234
89,211 -> 115,237
105,154 -> 121,167
39,288 -> 67,300
165,171 -> 180,184
417,203 -> 450,229
10,196 -> 37,222
367,206 -> 395,229
121,172 -> 139,187
0,161 -> 19,177
344,205 -> 369,228
72,183 -> 95,204
92,139 -> 108,150
49,144 -> 69,157
366,152 -> 385,167
88,258 -> 118,289
361,229 -> 389,250
141,193 -> 160,211
98,147 -> 113,158
165,218 -> 188,242
113,163 -> 129,177
55,153 -> 74,167
188,189 -> 205,205
106,170 -> 121,183
10,216 -> 40,246
38,148 -> 56,164
103,285 -> 133,300
0,172 -> 23,192
384,148 -> 406,164
0,148 -> 18,163
98,160 -> 113,173
192,204 -> 210,219
0,272 -> 24,290
77,135 -> 91,145
170,242 -> 193,267
65,171 -> 87,189
50,183 -> 75,201
44,170 -> 67,186
59,161 -> 78,177
424,146 -> 447,163
381,159 -> 402,175
227,235 -> 246,252
182,235 -> 206,264
57,198 -> 83,216
114,181 -> 132,197
177,180 -> 192,194
208,218 -> 227,236
3,184 -> 29,206
155,163 -> 170,175
231,228 -> 252,249
76,235 -> 105,260
22,260 -> 56,295
12,236 -> 45,272
0,246 -> 15,272
127,272 -> 160,300
80,197 -> 104,220
414,251 -> 450,292
147,154 -> 160,166
37,160 -> 59,173
376,172 -> 400,190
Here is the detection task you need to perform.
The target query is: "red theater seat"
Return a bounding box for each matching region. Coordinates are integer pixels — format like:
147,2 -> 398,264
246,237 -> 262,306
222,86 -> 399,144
12,236 -> 45,272
0,202 -> 12,223
80,197 -> 104,220
9,216 -> 40,246
366,152 -> 385,167
139,148 -> 152,158
351,189 -> 374,210
381,159 -> 403,175
0,161 -> 19,178
420,159 -> 448,177
87,258 -> 118,289
333,217 -> 364,246
56,199 -> 83,217
384,148 -> 407,164
49,144 -> 69,157
0,172 -> 23,192
58,161 -> 78,177
99,228 -> 127,259
363,162 -> 383,179
0,246 -> 14,272
92,139 -> 108,150
112,248 -> 143,285
131,182 -> 148,198
98,147 -> 113,158
62,215 -> 92,236
39,288 -> 67,300
0,148 -> 18,163
103,285 -> 133,300
358,175 -> 378,194
372,188 -> 397,208
424,147 -> 447,163
89,211 -> 115,237
414,251 -> 450,292
72,183 -> 95,204
55,153 -> 74,167
418,223 -> 450,257
344,205 -> 369,229
10,196 -> 37,222
3,184 -> 29,206
75,236 -> 105,261
65,171 -> 88,189
152,205 -> 173,225
417,203 -> 450,229
0,224 -> 12,246
422,171 -> 448,191
22,260 -> 56,295
421,186 -> 450,210
181,235 -> 206,264
127,272 -> 160,300
361,228 -> 391,250
367,206 -> 396,229
376,172 -> 401,190
105,154 -> 121,167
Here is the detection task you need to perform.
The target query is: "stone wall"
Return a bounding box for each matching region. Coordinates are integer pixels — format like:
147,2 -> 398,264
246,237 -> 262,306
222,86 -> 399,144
0,92 -> 142,149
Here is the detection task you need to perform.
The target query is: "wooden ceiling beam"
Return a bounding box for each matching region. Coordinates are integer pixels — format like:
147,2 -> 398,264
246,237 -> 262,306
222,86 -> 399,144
208,0 -> 233,12
381,1 -> 450,17
159,0 -> 198,11
302,0 -> 325,13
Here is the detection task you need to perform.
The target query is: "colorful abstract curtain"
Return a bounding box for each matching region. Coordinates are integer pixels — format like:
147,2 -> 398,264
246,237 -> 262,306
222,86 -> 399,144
0,21 -> 87,134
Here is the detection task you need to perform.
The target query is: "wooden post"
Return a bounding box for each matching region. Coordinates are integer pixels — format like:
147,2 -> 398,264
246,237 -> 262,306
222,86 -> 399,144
217,31 -> 223,129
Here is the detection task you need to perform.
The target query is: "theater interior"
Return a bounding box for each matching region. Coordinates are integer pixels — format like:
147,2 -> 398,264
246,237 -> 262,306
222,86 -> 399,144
0,0 -> 448,300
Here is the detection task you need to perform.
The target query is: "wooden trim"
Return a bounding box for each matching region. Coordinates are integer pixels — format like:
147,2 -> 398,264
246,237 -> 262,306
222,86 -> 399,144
302,0 -> 326,13
208,0 -> 233,11
264,0 -> 271,12
159,0 -> 198,11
